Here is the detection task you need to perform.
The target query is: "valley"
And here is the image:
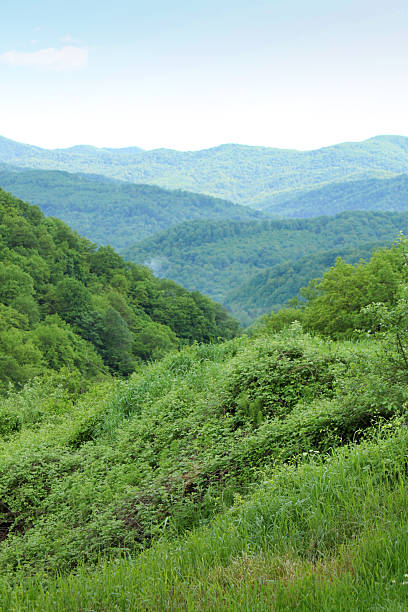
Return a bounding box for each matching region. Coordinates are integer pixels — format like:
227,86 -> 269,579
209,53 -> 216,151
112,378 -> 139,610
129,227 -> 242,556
1,134 -> 408,611
2,135 -> 408,325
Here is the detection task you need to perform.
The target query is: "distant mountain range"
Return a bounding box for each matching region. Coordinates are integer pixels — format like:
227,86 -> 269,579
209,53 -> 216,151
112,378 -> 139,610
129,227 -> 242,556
1,134 -> 407,209
1,134 -> 408,325
0,166 -> 264,249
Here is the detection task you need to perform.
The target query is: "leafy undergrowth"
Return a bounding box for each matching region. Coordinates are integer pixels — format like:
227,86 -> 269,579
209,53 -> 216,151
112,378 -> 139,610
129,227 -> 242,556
1,323 -> 408,609
2,424 -> 408,610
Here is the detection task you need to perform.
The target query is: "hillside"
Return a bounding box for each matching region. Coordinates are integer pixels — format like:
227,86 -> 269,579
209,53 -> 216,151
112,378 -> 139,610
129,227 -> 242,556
124,211 -> 408,315
1,134 -> 408,208
264,173 -> 408,217
263,238 -> 408,339
3,237 -> 408,609
224,241 -> 390,323
0,188 -> 238,391
0,167 -> 264,249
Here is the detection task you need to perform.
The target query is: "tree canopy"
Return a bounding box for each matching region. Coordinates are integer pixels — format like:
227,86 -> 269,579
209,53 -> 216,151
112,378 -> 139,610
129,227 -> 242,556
0,188 -> 239,391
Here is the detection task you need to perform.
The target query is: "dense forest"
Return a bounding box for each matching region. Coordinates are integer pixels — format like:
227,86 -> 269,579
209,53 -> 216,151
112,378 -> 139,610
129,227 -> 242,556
2,235 -> 408,609
0,188 -> 238,391
262,236 -> 408,338
0,167 -> 264,249
224,241 -> 390,323
125,211 -> 408,319
264,173 -> 408,217
1,134 -> 408,208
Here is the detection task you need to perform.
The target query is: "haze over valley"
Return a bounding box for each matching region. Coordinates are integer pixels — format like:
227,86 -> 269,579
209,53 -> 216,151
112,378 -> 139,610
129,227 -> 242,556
1,133 -> 408,323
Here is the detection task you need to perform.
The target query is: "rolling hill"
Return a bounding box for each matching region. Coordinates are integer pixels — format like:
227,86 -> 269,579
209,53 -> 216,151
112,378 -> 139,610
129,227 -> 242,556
263,173 -> 408,217
1,134 -> 407,209
0,167 -> 264,249
124,211 -> 408,322
223,242 -> 390,323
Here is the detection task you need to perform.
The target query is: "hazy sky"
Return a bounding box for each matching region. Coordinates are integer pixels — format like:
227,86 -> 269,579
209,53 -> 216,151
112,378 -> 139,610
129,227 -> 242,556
1,0 -> 408,150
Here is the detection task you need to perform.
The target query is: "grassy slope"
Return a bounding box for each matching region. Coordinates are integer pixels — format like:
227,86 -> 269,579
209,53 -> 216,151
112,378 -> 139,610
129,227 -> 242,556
0,167 -> 264,250
124,211 -> 408,311
2,404 -> 408,610
1,319 -> 408,609
1,134 -> 408,207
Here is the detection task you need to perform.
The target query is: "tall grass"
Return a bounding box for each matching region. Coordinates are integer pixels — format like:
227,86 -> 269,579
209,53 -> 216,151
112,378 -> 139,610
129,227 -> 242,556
2,423 -> 408,611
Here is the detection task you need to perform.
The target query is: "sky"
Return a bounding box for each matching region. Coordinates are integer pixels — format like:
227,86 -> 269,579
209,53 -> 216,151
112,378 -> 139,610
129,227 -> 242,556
1,0 -> 408,151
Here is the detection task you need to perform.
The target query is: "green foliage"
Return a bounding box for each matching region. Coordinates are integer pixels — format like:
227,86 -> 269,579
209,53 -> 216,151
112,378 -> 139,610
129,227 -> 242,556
274,237 -> 408,339
3,144 -> 408,609
361,285 -> 408,383
1,134 -> 408,208
0,188 -> 239,388
99,307 -> 134,374
0,167 -> 264,249
0,325 -> 405,577
125,211 -> 408,321
131,319 -> 178,361
225,241 -> 388,323
31,316 -> 103,377
0,329 -> 43,393
1,345 -> 408,610
224,327 -> 339,421
5,425 -> 408,611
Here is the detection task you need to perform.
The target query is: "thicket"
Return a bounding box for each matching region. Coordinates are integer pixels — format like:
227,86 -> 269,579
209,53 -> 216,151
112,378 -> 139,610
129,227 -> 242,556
1,308 -> 407,579
0,188 -> 238,390
5,425 -> 408,611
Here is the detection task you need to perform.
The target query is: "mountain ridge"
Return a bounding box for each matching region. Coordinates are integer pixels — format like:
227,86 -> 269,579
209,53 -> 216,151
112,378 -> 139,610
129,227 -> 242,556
1,134 -> 407,208
262,173 -> 408,216
0,166 -> 265,249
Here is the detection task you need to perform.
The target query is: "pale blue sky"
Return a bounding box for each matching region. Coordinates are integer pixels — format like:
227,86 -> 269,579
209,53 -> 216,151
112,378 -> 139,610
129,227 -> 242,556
1,0 -> 408,150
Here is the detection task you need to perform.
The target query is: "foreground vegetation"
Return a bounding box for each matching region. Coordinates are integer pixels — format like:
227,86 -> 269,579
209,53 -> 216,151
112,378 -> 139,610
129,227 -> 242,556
1,313 -> 408,609
3,425 -> 408,611
3,211 -> 408,608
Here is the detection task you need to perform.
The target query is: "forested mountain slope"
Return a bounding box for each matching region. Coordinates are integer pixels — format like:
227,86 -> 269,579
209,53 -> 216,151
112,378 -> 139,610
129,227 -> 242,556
0,188 -> 238,391
124,211 -> 408,312
263,237 -> 408,339
0,167 -> 264,249
224,241 -> 390,323
264,173 -> 408,217
1,134 -> 407,208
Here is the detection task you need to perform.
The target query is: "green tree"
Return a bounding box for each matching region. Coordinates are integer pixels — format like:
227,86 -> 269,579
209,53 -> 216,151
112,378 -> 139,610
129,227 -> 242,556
100,307 -> 134,374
